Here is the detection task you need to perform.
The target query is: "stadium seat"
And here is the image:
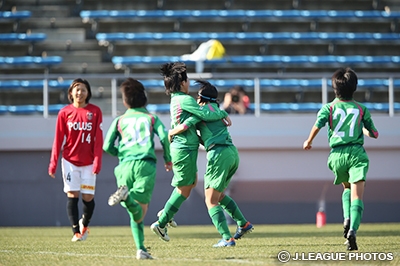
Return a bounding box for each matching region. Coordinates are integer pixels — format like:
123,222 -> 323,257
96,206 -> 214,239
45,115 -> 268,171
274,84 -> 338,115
146,103 -> 170,114
7,105 -> 37,114
80,9 -> 400,21
0,105 -> 8,115
36,104 -> 67,113
248,102 -> 400,113
114,78 -> 400,92
0,33 -> 47,42
95,32 -> 400,43
0,80 -> 72,90
0,56 -> 63,67
112,55 -> 400,68
0,11 -> 31,20
0,80 -> 21,90
4,104 -> 67,115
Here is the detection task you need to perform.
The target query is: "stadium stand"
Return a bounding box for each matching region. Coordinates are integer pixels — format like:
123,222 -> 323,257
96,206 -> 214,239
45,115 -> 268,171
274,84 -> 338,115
2,104 -> 66,115
0,79 -> 72,90
96,32 -> 400,43
0,10 -> 31,32
0,32 -> 46,41
0,56 -> 62,66
0,0 -> 399,114
80,9 -> 400,22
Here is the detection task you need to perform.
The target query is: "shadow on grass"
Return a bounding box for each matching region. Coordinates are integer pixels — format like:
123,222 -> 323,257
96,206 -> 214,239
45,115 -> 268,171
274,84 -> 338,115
175,230 -> 400,239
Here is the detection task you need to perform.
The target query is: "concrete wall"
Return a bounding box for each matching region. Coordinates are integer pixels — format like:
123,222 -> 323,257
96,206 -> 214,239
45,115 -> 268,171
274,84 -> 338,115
0,114 -> 399,226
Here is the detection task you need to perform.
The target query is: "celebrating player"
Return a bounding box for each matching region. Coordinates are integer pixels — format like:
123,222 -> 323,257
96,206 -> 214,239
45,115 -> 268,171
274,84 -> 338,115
150,62 -> 230,242
103,78 -> 172,260
303,67 -> 379,251
168,80 -> 253,247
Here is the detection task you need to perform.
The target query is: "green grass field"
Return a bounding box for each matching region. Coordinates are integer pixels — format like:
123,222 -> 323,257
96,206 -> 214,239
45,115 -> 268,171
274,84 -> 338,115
0,223 -> 399,266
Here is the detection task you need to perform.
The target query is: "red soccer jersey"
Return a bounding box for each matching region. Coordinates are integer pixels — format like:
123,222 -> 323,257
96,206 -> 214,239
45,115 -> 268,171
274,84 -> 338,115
48,103 -> 103,175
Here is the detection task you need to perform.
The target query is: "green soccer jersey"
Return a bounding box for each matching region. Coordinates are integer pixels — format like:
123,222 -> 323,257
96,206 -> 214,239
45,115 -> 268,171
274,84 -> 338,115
315,98 -> 378,148
103,108 -> 171,164
183,103 -> 233,150
170,92 -> 228,149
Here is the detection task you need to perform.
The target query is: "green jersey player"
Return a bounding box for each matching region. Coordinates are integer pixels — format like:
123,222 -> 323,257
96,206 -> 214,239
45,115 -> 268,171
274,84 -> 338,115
103,78 -> 172,260
151,62 -> 230,242
303,67 -> 379,251
169,80 -> 253,247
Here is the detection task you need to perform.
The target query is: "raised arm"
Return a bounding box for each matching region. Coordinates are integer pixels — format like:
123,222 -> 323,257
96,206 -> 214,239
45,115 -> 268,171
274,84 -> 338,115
181,96 -> 228,121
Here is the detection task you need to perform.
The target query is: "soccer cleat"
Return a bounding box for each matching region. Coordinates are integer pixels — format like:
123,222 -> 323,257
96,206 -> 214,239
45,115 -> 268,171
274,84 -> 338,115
157,209 -> 178,228
213,238 -> 236,247
71,232 -> 83,242
150,222 -> 170,242
136,249 -> 153,260
233,221 -> 254,240
347,230 -> 358,251
79,218 -> 89,241
108,185 -> 129,206
343,218 -> 350,239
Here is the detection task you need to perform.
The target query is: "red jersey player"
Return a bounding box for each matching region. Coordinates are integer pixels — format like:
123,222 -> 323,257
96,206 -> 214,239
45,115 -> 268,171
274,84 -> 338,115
48,78 -> 103,242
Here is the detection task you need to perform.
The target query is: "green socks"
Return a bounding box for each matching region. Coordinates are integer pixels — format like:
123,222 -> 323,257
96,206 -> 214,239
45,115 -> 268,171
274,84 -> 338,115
219,195 -> 247,227
159,188 -> 187,228
208,205 -> 231,240
350,199 -> 364,232
122,195 -> 143,222
342,188 -> 351,220
130,221 -> 146,251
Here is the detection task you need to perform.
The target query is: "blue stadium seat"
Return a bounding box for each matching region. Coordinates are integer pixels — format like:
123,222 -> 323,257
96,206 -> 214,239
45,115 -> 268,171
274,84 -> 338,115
140,79 -> 164,88
0,56 -> 63,66
80,9 -> 400,21
0,33 -> 47,42
109,76 -> 400,92
96,31 -> 400,43
36,104 -> 67,113
0,80 -> 21,89
327,10 -> 357,18
249,102 -> 399,113
0,80 -> 72,90
308,55 -> 338,64
146,104 -> 170,114
299,10 -> 329,18
0,105 -> 8,115
210,79 -> 254,88
337,55 -> 365,64
8,105 -> 37,114
113,55 -> 400,66
0,11 -> 31,20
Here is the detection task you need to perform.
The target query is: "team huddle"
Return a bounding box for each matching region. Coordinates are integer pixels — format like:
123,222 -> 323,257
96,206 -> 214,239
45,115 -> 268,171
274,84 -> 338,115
48,63 -> 378,260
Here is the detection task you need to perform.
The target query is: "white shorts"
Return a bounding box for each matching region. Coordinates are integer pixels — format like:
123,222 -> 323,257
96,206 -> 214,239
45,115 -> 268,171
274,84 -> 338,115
61,158 -> 96,195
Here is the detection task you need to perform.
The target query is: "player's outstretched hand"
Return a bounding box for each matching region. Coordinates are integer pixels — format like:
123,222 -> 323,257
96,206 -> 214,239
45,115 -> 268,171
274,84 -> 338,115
49,173 -> 56,178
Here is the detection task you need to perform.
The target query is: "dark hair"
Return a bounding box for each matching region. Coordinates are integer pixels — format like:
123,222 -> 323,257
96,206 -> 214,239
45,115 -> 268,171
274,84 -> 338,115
120,78 -> 147,108
195,79 -> 219,107
68,78 -> 92,103
160,62 -> 188,95
331,67 -> 358,100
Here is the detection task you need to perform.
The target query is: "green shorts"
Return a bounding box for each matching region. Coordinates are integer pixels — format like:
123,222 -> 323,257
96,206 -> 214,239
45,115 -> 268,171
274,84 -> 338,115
170,147 -> 198,187
204,145 -> 239,192
113,159 -> 156,204
327,144 -> 369,185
